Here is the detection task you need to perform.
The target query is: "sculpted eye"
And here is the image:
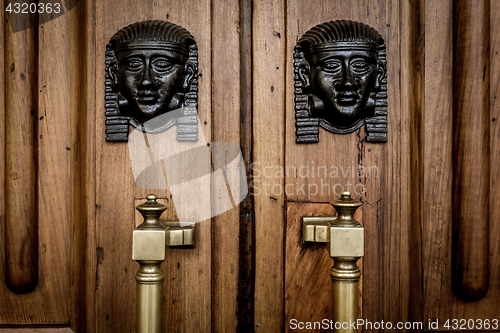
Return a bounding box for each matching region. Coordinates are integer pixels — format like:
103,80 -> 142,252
322,59 -> 342,73
152,58 -> 174,71
125,59 -> 143,71
350,60 -> 372,74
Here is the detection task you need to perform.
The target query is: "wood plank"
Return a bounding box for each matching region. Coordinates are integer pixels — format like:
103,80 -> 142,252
285,0 -> 402,329
490,0 -> 500,328
451,0 -> 490,301
0,329 -> 74,333
36,7 -> 71,322
1,10 -> 71,324
95,1 -> 212,331
423,0 -> 500,329
237,0 -> 255,331
0,0 -> 6,320
211,0 -> 241,331
252,0 -> 286,331
69,0 -> 97,331
0,0 -> 5,321
284,202 -> 336,333
400,0 -> 423,327
422,0 -> 454,326
4,7 -> 38,295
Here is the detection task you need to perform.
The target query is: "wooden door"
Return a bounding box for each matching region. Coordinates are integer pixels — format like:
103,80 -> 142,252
1,0 -> 499,332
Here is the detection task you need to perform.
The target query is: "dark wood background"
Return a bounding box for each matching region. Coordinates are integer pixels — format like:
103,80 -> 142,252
0,0 -> 499,332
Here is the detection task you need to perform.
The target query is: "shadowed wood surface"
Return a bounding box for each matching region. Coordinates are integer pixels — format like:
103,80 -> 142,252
451,0 -> 490,301
401,0 -> 424,327
0,329 -> 74,333
4,11 -> 38,294
237,0 -> 255,331
69,0 -> 97,331
0,0 -> 4,319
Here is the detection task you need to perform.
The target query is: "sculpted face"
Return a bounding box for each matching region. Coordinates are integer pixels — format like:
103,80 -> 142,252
116,48 -> 186,123
308,48 -> 378,129
105,20 -> 199,142
294,20 -> 387,143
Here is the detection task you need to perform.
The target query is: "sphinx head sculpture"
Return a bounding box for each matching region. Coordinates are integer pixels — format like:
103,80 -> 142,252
105,20 -> 198,142
294,20 -> 387,143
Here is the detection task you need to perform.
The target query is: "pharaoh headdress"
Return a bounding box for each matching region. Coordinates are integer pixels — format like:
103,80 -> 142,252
294,20 -> 387,143
105,20 -> 198,142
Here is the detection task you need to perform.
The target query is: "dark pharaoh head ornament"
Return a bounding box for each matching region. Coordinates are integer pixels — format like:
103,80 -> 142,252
294,20 -> 387,143
105,20 -> 198,142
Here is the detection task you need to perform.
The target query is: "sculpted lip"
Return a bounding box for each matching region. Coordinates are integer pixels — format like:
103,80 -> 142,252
137,91 -> 159,104
336,92 -> 359,104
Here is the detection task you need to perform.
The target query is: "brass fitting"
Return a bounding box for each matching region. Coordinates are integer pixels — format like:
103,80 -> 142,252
302,191 -> 364,333
133,194 -> 168,333
132,194 -> 197,333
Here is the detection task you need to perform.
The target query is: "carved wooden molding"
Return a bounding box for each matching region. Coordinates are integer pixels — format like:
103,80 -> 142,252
451,0 -> 490,302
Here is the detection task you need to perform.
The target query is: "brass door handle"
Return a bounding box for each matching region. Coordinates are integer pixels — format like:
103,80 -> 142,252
302,191 -> 364,333
132,194 -> 196,333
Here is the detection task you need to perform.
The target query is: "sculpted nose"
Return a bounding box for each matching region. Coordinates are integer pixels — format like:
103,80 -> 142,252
340,67 -> 356,88
338,59 -> 357,88
139,65 -> 153,87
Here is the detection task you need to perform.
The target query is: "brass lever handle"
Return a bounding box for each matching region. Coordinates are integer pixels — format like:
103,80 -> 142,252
132,194 -> 168,333
302,191 -> 364,333
132,194 -> 196,333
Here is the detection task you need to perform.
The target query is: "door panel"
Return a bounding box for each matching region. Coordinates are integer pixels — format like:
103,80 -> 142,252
94,1 -> 213,332
285,202 -> 347,332
282,1 -> 404,329
1,2 -> 71,324
422,0 -> 500,328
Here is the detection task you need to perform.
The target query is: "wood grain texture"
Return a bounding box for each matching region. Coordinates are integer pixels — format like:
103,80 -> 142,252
422,0 -> 454,325
423,0 -> 500,329
1,10 -> 71,324
36,6 -> 72,320
284,202 -> 336,333
237,0 -> 255,330
284,0 -> 403,329
490,0 -> 500,327
4,10 -> 38,294
400,0 -> 424,328
0,0 -> 4,315
252,0 -> 286,331
451,0 -> 490,301
0,329 -> 74,333
95,1 -> 212,331
211,0 -> 241,331
69,0 -> 97,331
